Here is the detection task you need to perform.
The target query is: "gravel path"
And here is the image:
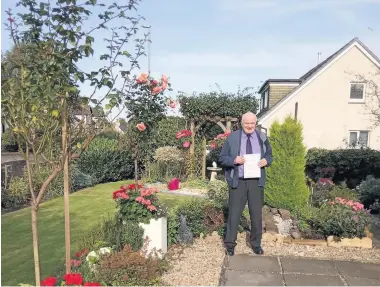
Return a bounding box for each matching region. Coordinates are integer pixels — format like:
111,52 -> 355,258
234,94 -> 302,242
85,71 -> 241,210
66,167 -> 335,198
161,233 -> 225,286
161,231 -> 380,285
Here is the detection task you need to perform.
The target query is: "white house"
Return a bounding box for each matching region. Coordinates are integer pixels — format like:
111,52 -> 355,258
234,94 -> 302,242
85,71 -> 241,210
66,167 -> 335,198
257,37 -> 380,150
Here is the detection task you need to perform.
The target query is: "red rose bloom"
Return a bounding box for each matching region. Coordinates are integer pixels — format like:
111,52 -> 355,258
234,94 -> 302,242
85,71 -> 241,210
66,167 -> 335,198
63,273 -> 83,286
41,277 -> 57,286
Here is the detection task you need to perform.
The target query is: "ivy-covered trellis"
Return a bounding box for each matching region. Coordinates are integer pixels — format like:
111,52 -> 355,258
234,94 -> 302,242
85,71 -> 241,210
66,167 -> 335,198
177,86 -> 259,179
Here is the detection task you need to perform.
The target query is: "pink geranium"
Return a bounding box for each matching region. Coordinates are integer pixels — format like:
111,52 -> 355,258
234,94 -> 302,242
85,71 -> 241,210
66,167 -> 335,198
183,141 -> 191,148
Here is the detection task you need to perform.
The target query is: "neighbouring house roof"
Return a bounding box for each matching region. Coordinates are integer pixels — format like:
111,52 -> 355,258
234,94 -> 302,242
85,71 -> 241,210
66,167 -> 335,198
258,79 -> 301,94
258,37 -> 380,122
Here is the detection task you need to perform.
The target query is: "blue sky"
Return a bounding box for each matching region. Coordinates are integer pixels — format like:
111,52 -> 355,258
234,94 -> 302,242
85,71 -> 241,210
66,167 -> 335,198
2,0 -> 380,118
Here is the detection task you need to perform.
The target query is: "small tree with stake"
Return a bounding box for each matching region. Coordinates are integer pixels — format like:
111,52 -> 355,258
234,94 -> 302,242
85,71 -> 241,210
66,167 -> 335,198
1,0 -> 149,284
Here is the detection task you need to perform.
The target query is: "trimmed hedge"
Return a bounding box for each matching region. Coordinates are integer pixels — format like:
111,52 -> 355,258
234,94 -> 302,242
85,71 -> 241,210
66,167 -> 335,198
265,116 -> 309,211
306,148 -> 380,187
76,137 -> 134,184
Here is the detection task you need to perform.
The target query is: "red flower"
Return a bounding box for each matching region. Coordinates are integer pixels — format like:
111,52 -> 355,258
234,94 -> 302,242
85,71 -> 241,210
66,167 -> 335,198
75,249 -> 89,257
150,79 -> 158,86
41,277 -> 57,286
63,273 -> 83,286
84,283 -> 102,286
175,129 -> 192,139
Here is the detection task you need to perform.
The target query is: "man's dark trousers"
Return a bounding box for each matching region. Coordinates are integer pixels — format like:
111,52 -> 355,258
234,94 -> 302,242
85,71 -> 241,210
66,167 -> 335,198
224,178 -> 264,250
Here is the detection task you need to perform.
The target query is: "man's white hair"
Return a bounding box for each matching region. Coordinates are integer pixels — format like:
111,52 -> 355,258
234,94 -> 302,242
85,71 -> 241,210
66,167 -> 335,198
241,112 -> 257,123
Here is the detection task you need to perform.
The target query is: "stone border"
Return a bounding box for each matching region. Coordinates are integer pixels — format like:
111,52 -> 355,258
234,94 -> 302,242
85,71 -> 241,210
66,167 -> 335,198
261,232 -> 373,249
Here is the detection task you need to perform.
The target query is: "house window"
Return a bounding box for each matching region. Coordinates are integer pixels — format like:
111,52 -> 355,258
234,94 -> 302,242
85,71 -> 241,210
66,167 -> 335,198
349,82 -> 365,102
264,90 -> 268,108
349,130 -> 369,147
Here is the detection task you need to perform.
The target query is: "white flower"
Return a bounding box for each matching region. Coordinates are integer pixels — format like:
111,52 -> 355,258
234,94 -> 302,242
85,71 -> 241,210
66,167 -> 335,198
99,247 -> 111,255
86,250 -> 99,265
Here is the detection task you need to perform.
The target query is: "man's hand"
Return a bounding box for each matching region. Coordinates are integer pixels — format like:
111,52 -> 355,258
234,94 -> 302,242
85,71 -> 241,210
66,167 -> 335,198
258,158 -> 267,167
234,156 -> 245,165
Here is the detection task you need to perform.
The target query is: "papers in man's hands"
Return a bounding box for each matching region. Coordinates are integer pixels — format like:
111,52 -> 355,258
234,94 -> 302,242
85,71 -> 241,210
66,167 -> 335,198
243,153 -> 261,178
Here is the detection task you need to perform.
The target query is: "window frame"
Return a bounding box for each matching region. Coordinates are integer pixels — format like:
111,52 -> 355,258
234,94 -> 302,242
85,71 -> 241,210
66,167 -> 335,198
349,82 -> 366,103
349,130 -> 369,147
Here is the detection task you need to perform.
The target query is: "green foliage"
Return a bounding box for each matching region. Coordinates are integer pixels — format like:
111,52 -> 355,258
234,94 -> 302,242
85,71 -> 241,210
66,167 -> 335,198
167,207 -> 181,246
182,179 -> 209,189
1,129 -> 18,152
207,179 -> 229,209
312,198 -> 371,238
265,116 -> 309,211
77,216 -> 144,252
4,164 -> 94,211
156,116 -> 187,147
178,86 -> 258,120
306,148 -> 380,187
76,137 -> 134,184
357,175 -> 380,212
148,146 -> 186,182
311,181 -> 358,207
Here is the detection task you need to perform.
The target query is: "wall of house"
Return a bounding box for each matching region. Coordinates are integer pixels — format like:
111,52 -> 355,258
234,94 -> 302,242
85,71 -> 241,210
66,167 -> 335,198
268,85 -> 298,109
259,45 -> 380,150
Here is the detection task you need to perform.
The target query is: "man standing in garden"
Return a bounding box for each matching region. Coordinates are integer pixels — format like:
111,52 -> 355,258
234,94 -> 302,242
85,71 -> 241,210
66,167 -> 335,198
219,112 -> 273,256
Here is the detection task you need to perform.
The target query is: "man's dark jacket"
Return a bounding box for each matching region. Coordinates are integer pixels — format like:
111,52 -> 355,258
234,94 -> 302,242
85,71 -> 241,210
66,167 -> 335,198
218,128 -> 273,189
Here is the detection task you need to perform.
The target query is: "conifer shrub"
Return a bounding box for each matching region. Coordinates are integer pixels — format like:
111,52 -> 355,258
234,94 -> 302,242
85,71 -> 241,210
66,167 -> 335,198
265,116 -> 309,210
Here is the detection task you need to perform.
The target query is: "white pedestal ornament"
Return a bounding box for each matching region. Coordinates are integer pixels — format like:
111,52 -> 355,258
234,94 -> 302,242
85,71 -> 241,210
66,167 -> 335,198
139,217 -> 167,258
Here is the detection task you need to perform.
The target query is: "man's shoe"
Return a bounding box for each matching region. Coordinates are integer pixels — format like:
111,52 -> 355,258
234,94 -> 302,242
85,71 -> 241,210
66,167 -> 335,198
226,249 -> 235,256
252,246 -> 264,255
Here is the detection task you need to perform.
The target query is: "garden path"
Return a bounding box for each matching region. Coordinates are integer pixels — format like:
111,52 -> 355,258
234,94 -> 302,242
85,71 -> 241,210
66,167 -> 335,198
219,254 -> 380,286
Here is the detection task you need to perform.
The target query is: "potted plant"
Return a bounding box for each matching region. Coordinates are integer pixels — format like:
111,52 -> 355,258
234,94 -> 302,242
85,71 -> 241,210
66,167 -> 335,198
113,183 -> 168,257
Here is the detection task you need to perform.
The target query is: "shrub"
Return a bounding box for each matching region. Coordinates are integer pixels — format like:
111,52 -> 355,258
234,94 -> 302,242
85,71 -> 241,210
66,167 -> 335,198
207,179 -> 229,209
311,181 -> 358,207
265,116 -> 309,211
4,164 -> 94,211
306,148 -> 380,187
145,146 -> 186,182
156,116 -> 187,147
78,216 -> 144,252
182,178 -> 209,189
312,197 -> 371,238
76,137 -> 134,184
113,184 -> 167,224
93,244 -> 167,286
166,198 -> 224,243
357,175 -> 380,213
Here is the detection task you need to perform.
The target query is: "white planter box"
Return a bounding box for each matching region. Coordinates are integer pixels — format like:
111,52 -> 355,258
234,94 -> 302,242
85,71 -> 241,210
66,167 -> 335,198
139,217 -> 167,258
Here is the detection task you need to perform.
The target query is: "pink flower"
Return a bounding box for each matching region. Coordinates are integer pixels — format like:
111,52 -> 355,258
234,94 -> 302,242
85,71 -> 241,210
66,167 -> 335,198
152,86 -> 162,95
162,81 -> 168,90
136,122 -> 146,132
147,205 -> 157,211
329,201 -> 335,205
183,141 -> 191,148
150,79 -> 158,85
169,100 -> 176,109
346,200 -> 354,207
136,73 -> 148,84
161,74 -> 168,83
136,196 -> 144,203
142,199 -> 151,205
8,17 -> 14,23
71,259 -> 82,267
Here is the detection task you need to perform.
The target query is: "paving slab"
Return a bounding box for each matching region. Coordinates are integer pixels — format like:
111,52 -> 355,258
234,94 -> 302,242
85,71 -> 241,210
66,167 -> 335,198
283,274 -> 344,286
334,260 -> 380,279
281,257 -> 337,276
228,254 -> 280,272
224,270 -> 283,286
344,276 -> 380,286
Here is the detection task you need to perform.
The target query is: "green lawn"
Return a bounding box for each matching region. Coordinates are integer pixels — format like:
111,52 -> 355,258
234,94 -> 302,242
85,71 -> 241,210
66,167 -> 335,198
1,181 -> 190,286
